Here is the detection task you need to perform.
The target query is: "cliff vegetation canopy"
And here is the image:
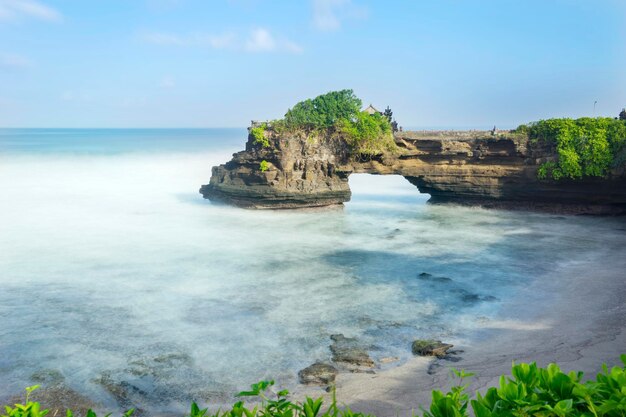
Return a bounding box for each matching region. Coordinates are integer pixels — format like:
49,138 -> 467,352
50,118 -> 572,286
269,89 -> 396,157
516,118 -> 626,180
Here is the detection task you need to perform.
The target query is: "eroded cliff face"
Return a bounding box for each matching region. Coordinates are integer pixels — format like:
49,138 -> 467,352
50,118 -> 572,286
200,129 -> 352,208
201,128 -> 626,213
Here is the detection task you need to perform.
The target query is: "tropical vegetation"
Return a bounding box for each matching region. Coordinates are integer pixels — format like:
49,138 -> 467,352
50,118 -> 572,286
4,356 -> 626,417
252,90 -> 397,158
515,117 -> 626,180
251,123 -> 270,148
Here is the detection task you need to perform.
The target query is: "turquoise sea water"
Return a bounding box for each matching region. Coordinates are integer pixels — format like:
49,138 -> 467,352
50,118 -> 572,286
1,129 -> 625,413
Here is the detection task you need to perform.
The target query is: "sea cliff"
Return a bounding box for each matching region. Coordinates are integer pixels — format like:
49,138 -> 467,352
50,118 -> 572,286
200,125 -> 626,213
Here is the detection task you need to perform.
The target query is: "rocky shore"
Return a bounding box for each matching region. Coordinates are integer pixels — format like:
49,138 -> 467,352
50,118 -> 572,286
201,126 -> 626,213
293,244 -> 626,417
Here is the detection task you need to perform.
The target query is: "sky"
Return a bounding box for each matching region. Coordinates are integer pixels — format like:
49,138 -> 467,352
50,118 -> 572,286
0,0 -> 624,128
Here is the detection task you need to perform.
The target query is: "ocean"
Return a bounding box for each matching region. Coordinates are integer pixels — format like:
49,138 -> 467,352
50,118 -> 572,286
1,128 -> 624,413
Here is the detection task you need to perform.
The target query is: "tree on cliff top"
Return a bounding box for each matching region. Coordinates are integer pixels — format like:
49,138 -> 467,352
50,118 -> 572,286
284,89 -> 362,130
277,89 -> 397,157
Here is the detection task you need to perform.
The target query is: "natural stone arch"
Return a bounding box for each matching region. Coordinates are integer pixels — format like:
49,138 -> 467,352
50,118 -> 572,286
200,127 -> 626,214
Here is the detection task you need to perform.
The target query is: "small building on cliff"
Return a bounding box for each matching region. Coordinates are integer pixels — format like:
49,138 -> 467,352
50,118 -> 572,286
363,104 -> 382,115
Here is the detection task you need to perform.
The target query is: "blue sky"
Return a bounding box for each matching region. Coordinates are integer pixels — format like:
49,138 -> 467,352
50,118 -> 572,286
0,0 -> 624,128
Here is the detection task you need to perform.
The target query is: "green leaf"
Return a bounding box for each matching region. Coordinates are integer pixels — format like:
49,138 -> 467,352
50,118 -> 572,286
470,400 -> 492,417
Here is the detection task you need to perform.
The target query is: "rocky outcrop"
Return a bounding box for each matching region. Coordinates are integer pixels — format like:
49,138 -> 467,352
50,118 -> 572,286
329,334 -> 375,368
298,362 -> 338,386
200,125 -> 351,209
411,340 -> 453,357
200,126 -> 626,213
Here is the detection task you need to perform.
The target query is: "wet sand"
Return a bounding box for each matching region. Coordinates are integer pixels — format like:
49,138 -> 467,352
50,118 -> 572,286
308,245 -> 626,416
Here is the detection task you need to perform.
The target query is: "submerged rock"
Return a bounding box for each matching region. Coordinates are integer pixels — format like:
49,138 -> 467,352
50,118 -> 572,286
329,334 -> 374,368
298,363 -> 338,386
411,339 -> 453,357
94,350 -> 224,412
452,289 -> 498,303
417,272 -> 453,283
31,369 -> 65,385
6,369 -> 99,416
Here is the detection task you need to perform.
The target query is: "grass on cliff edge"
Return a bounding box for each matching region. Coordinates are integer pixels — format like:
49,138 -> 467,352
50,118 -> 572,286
251,90 -> 397,159
5,356 -> 626,417
515,118 -> 626,181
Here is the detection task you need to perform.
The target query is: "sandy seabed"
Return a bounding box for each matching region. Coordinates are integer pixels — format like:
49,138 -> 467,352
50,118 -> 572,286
296,244 -> 626,417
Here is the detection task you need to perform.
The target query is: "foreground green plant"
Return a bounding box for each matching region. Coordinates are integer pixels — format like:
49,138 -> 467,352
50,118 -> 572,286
2,386 -> 48,417
4,356 -> 625,417
425,355 -> 626,417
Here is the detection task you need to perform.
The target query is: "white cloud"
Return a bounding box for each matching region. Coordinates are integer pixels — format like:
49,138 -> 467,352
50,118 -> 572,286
0,0 -> 62,22
140,28 -> 302,54
242,28 -> 303,53
311,0 -> 366,31
0,53 -> 31,69
245,28 -> 276,52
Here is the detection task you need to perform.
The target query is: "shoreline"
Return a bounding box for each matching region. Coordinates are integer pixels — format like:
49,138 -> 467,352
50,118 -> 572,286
5,239 -> 626,416
316,245 -> 626,416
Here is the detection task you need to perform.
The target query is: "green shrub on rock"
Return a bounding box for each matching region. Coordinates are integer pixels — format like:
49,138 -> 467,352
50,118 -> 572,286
251,124 -> 270,148
336,111 -> 396,157
276,89 -> 397,158
515,117 -> 626,180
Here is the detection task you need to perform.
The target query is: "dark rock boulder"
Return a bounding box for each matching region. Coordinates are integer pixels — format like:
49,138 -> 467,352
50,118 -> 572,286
411,339 -> 453,357
329,334 -> 374,368
298,362 -> 338,386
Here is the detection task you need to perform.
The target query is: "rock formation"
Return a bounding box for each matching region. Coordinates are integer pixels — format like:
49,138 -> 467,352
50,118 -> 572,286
200,124 -> 351,209
200,125 -> 626,213
329,334 -> 375,368
411,339 -> 453,357
297,362 -> 338,386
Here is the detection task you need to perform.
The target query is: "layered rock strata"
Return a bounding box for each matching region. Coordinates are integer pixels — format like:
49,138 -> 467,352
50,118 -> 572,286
200,127 -> 626,213
201,127 -> 351,209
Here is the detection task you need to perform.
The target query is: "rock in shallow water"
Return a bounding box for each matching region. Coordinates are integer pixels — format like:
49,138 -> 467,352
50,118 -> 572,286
298,363 -> 338,386
3,370 -> 99,416
411,339 -> 453,357
417,272 -> 453,283
330,334 -> 375,368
